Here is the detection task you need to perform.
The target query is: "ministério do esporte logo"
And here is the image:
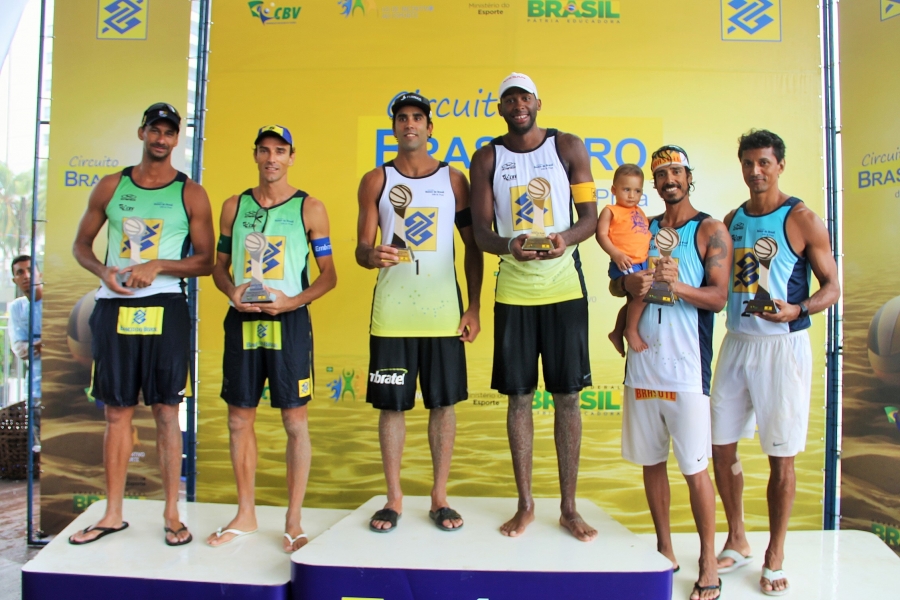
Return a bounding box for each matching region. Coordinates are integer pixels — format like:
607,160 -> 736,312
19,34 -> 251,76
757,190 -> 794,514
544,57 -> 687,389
248,1 -> 302,24
527,1 -> 621,23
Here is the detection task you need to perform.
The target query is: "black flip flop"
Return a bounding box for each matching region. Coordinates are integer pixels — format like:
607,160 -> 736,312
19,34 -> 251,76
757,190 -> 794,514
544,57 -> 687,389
68,521 -> 130,545
164,523 -> 193,546
429,507 -> 464,532
691,577 -> 722,600
369,508 -> 401,533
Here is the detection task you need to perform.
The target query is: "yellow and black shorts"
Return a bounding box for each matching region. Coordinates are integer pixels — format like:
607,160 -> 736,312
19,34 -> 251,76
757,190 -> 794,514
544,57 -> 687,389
221,306 -> 313,409
89,293 -> 190,406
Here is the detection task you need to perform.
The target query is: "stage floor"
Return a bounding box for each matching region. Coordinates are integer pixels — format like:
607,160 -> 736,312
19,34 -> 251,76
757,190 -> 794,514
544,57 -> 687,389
643,529 -> 900,599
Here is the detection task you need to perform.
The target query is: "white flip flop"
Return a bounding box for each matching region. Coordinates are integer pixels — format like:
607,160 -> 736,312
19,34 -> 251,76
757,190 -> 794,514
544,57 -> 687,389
761,567 -> 789,596
717,548 -> 753,574
283,532 -> 308,553
208,527 -> 257,547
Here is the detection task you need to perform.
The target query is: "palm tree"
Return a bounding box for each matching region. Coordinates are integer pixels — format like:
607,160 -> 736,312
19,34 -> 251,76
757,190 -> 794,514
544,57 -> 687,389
0,161 -> 35,261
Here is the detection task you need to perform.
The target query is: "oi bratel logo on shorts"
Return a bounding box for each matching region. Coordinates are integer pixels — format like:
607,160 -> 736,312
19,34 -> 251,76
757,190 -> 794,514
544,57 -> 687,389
720,0 -> 781,42
97,0 -> 148,40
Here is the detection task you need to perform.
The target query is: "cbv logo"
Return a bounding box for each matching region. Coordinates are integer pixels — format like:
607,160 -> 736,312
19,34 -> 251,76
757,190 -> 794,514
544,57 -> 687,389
248,1 -> 302,24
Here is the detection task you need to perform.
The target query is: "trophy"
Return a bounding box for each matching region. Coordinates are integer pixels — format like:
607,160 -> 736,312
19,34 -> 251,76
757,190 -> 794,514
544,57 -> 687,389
388,184 -> 414,263
742,237 -> 779,315
241,232 -> 275,303
521,177 -> 554,252
644,227 -> 680,306
119,216 -> 146,284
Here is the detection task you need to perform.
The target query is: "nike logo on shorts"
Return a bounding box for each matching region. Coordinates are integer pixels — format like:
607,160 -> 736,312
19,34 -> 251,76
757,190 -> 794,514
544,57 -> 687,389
773,441 -> 787,446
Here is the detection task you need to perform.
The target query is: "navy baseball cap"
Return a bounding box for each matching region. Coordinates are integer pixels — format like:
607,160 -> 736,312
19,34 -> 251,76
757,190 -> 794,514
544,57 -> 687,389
141,103 -> 181,130
254,125 -> 293,146
391,93 -> 431,117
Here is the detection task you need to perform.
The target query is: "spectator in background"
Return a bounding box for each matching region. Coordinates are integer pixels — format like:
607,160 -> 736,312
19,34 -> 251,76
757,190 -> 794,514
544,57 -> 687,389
8,254 -> 42,450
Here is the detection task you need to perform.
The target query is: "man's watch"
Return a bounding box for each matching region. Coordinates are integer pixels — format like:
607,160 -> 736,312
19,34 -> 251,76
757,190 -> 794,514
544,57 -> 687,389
797,301 -> 810,320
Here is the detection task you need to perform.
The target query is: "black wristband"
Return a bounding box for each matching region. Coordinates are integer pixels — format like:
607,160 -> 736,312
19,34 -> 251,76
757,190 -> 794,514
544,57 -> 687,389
798,301 -> 810,319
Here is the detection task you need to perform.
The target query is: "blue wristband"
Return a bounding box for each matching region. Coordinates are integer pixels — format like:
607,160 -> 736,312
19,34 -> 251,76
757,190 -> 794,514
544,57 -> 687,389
311,237 -> 332,257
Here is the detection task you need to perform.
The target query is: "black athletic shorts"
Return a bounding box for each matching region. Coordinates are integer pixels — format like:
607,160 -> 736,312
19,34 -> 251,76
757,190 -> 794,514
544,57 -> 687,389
90,293 -> 190,407
366,336 -> 467,411
491,298 -> 592,395
221,306 -> 313,409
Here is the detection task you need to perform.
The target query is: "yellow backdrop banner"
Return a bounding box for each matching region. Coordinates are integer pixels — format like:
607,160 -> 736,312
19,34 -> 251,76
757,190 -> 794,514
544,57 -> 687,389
40,0 -> 191,534
839,0 -> 900,554
198,0 -> 826,533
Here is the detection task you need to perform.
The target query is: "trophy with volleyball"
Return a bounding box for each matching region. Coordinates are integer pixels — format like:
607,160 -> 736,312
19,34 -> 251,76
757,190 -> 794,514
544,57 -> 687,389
241,231 -> 275,303
743,236 -> 779,314
521,177 -> 554,252
388,184 -> 415,263
644,227 -> 680,306
119,216 -> 147,284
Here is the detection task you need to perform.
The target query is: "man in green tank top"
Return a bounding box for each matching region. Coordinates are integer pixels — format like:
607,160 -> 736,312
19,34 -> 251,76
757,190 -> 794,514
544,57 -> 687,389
70,103 -> 215,546
206,126 -> 337,553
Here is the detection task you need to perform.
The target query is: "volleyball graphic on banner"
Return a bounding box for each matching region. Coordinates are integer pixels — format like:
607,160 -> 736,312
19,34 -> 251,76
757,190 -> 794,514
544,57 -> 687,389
867,296 -> 900,386
66,290 -> 96,370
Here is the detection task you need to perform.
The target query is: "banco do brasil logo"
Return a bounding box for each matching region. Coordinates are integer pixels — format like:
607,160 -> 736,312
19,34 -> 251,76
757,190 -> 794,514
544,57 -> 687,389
97,0 -> 148,40
721,0 -> 781,42
527,1 -> 621,22
248,1 -> 302,24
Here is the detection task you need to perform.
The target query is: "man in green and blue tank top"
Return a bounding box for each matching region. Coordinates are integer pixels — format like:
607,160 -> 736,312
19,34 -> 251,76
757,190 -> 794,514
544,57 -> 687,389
71,103 -> 215,546
356,93 -> 483,533
206,125 -> 337,553
470,73 -> 599,542
709,131 -> 840,596
619,146 -> 731,600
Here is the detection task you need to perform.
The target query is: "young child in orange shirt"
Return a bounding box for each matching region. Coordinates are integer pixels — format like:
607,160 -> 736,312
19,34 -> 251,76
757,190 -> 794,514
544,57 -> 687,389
595,164 -> 651,356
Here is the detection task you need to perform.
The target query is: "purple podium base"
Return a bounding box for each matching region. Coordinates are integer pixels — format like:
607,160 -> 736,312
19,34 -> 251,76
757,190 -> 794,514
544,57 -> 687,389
22,499 -> 349,600
290,496 -> 673,600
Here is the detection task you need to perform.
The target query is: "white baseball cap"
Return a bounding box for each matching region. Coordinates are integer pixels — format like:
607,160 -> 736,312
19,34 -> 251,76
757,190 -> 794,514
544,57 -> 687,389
499,72 -> 539,99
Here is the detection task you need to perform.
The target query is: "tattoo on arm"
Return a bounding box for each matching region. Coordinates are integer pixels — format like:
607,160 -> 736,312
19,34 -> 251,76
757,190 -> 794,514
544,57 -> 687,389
706,229 -> 727,272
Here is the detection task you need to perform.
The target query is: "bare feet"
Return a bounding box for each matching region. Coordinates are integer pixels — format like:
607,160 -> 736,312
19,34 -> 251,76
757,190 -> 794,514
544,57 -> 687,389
608,331 -> 626,357
624,328 -> 648,353
206,514 -> 258,546
370,501 -> 402,531
500,508 -> 535,537
559,512 -> 597,542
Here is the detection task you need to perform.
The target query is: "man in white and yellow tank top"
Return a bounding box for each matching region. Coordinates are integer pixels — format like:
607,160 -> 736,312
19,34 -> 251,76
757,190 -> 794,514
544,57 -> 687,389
356,93 -> 483,533
470,73 -> 598,542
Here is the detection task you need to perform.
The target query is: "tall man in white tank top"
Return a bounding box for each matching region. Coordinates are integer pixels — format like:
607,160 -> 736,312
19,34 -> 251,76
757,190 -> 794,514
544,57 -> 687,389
621,146 -> 731,600
710,130 -> 839,596
356,93 -> 483,533
470,73 -> 599,541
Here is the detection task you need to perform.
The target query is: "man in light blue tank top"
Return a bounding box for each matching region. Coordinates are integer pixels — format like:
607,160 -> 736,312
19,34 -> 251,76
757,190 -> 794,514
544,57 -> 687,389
710,131 -> 840,596
71,104 -> 215,546
620,146 -> 731,600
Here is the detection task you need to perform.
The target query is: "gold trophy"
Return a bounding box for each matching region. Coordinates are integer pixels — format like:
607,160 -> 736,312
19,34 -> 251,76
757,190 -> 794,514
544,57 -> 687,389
521,177 -> 554,252
644,227 -> 680,306
241,231 -> 275,303
119,216 -> 146,284
388,184 -> 414,263
742,237 -> 779,314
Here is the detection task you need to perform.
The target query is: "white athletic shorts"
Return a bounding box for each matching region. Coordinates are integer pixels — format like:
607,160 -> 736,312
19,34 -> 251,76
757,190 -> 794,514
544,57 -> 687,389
710,329 -> 812,457
621,386 -> 711,476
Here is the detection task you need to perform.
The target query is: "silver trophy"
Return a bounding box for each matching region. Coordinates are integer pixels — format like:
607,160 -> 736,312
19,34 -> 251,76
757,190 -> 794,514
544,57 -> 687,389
241,231 -> 275,303
118,216 -> 146,285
